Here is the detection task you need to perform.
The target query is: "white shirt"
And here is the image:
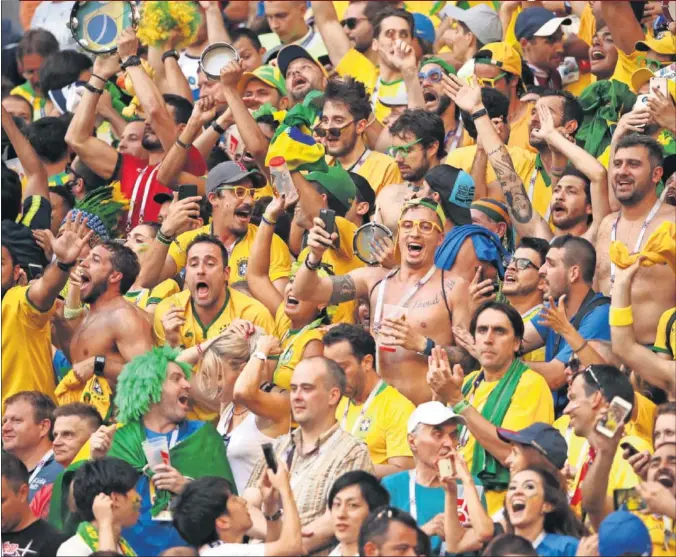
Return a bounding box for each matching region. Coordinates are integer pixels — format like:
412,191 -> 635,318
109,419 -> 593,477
56,534 -> 129,556
178,52 -> 201,100
200,540 -> 266,556
30,2 -> 80,52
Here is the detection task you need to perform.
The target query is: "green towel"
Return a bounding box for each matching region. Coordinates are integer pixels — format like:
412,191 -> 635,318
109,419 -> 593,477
577,80 -> 636,159
461,359 -> 530,491
48,460 -> 87,536
107,420 -> 235,517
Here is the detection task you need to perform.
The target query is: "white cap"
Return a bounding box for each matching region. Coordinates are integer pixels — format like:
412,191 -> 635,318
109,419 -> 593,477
407,401 -> 465,434
533,16 -> 572,37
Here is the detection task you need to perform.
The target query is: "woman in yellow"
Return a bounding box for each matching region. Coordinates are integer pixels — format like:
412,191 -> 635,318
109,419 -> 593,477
247,195 -> 329,390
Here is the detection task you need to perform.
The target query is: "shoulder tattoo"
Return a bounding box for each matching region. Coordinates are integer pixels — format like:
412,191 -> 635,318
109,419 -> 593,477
329,275 -> 357,305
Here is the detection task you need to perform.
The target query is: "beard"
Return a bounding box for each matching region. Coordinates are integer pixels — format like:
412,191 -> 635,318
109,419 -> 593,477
436,95 -> 452,116
552,210 -> 588,231
81,279 -> 108,305
404,160 -> 430,183
141,133 -> 162,152
326,133 -> 358,158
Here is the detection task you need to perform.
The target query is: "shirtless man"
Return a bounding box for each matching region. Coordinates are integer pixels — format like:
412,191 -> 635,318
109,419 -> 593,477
595,134 -> 676,346
67,242 -> 154,388
294,198 -> 473,405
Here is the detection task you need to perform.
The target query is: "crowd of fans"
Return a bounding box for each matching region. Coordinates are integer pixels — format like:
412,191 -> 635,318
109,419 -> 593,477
1,1 -> 675,556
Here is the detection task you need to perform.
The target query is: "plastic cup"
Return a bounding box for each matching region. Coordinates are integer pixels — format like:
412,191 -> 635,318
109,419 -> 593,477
142,437 -> 170,471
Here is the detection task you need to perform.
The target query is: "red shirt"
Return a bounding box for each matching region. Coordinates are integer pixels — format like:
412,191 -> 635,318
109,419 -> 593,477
119,146 -> 206,228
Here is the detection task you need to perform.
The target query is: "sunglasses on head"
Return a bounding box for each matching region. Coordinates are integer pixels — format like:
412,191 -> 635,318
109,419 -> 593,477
419,68 -> 444,83
340,17 -> 367,30
314,120 -> 355,139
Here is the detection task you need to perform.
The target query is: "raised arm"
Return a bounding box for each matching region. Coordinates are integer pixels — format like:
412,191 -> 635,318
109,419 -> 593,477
600,1 -> 644,55
200,0 -> 231,43
2,104 -> 48,201
263,464 -> 303,557
148,44 -> 193,102
310,0 -> 351,67
193,107 -> 234,159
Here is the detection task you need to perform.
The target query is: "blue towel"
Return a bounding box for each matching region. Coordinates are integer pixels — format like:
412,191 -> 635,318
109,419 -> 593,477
434,225 -> 510,279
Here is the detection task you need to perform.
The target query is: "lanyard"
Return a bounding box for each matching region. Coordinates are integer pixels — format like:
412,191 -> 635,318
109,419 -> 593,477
408,469 -> 418,519
445,120 -> 464,153
341,379 -> 383,434
347,149 -> 371,173
610,198 -> 662,284
126,164 -> 160,232
28,450 -> 53,485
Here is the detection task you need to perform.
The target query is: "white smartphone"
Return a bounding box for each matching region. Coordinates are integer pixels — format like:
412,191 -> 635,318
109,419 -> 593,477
650,77 -> 668,99
596,396 -> 632,438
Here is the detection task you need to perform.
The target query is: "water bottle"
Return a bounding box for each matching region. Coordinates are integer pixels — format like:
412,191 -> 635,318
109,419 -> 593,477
269,156 -> 295,198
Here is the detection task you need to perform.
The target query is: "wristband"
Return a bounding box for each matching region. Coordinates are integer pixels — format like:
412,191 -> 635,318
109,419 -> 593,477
452,399 -> 470,415
305,256 -> 321,271
264,509 -> 283,522
417,337 -> 435,357
83,82 -> 103,95
211,121 -> 226,135
120,55 -> 142,70
91,73 -> 107,84
161,49 -> 179,62
573,339 -> 589,353
261,214 -> 277,226
176,138 -> 191,150
609,306 -> 634,327
471,108 -> 488,121
56,259 -> 76,272
157,231 -> 174,245
64,306 -> 85,320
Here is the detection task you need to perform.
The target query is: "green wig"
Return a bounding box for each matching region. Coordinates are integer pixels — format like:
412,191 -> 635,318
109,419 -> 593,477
114,345 -> 192,424
66,183 -> 128,240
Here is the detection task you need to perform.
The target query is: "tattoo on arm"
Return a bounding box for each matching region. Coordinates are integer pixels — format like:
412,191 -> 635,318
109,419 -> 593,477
445,345 -> 479,375
489,146 -> 533,224
329,275 -> 357,305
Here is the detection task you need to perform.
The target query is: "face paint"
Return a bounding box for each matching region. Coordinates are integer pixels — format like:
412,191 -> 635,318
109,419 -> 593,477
131,492 -> 141,512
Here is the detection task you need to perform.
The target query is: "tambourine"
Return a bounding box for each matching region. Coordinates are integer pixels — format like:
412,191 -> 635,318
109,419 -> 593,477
200,42 -> 240,81
68,1 -> 139,54
353,222 -> 394,265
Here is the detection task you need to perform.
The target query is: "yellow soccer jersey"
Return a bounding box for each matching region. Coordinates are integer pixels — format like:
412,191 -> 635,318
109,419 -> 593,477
124,279 -> 180,310
327,150 -> 403,197
521,305 -> 546,363
654,307 -> 676,359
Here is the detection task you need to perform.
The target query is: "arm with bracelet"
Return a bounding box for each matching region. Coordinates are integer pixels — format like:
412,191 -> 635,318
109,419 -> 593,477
193,109 -> 234,160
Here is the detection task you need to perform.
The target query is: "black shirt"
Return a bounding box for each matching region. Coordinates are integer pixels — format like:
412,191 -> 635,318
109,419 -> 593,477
1,519 -> 68,557
1,195 -> 52,269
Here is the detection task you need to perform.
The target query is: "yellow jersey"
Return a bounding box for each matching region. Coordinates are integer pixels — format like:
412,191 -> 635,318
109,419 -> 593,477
335,49 -> 407,123
521,304 -> 546,363
634,512 -> 676,557
460,367 -> 554,515
169,223 -> 291,285
124,279 -> 180,310
654,307 -> 676,359
272,304 -> 324,391
2,286 -> 57,404
327,150 -> 403,197
335,381 -> 415,465
153,287 -> 275,347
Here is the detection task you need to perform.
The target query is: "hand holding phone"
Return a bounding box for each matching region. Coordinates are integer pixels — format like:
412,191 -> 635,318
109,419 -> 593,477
262,442 -> 278,473
319,208 -> 336,236
620,441 -> 639,458
178,184 -> 199,201
596,396 -> 632,438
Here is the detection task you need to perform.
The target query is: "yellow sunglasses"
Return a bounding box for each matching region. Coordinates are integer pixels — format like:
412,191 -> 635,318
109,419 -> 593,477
398,218 -> 443,235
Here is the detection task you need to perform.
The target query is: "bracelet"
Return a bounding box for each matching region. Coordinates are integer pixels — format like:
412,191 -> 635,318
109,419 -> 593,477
573,339 -> 588,353
156,230 -> 174,245
91,73 -> 107,84
64,306 -> 85,320
211,121 -> 226,135
304,256 -> 321,272
452,399 -> 470,415
609,306 -> 634,327
471,108 -> 488,121
176,138 -> 191,150
264,509 -> 283,522
161,49 -> 179,62
417,337 -> 435,357
56,259 -> 76,272
83,82 -> 104,95
261,214 -> 277,226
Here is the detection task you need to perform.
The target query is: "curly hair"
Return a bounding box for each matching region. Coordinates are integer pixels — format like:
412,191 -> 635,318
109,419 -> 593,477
114,345 -> 192,423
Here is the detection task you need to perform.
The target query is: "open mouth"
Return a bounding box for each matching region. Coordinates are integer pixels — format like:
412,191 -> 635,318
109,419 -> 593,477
656,471 -> 675,489
195,281 -> 210,299
590,49 -> 606,61
79,272 -> 92,291
407,242 -> 423,255
292,76 -> 308,89
615,178 -> 634,190
552,202 -> 566,216
234,206 -> 252,222
178,392 -> 190,408
423,90 -> 439,107
286,294 -> 300,307
510,499 -> 526,513
504,272 -> 517,284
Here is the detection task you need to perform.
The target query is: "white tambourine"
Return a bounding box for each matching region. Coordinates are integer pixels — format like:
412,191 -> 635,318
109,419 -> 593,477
200,42 -> 240,81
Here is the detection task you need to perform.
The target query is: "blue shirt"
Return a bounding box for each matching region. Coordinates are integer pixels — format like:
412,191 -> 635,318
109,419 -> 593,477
535,533 -> 580,556
382,471 -> 486,556
28,451 -> 63,503
122,420 -> 204,556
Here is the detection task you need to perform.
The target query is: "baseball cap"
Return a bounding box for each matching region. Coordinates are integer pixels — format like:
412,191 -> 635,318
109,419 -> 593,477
497,423 -> 568,470
514,7 -> 571,40
413,13 -> 435,44
598,511 -> 652,557
153,192 -> 173,205
475,42 -> 523,77
206,161 -> 265,195
304,166 -> 356,211
424,164 -> 475,226
349,171 -> 376,209
631,67 -> 676,99
636,30 -> 676,56
277,44 -> 328,78
407,401 -> 465,434
440,4 -> 503,46
237,64 -> 287,96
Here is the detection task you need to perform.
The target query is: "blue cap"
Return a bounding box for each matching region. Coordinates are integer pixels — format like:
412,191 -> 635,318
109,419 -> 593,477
514,7 -> 571,40
598,511 -> 652,557
497,423 -> 568,470
413,13 -> 435,44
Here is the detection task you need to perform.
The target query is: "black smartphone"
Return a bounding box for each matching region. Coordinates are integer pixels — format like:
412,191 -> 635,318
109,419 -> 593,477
94,356 -> 106,378
262,443 -> 278,473
319,208 -> 336,236
620,441 -> 639,458
178,184 -> 198,201
27,264 -> 43,280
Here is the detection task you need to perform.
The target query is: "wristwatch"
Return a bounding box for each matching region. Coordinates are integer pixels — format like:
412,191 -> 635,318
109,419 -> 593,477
121,55 -> 142,70
211,121 -> 226,135
253,351 -> 267,361
471,108 -> 488,121
161,49 -> 179,62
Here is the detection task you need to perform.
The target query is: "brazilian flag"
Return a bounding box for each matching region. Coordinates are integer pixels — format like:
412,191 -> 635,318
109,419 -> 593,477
73,1 -> 133,52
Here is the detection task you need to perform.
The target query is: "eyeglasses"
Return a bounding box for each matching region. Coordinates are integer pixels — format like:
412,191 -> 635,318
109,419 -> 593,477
636,56 -> 669,72
217,185 -> 256,199
387,137 -> 423,158
475,72 -> 507,88
418,68 -> 444,83
314,120 -> 355,139
341,17 -> 367,30
507,257 -> 539,271
398,218 -> 442,235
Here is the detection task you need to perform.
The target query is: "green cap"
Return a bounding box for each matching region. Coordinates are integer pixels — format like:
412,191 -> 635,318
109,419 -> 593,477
305,166 -> 356,210
420,56 -> 457,76
237,64 -> 287,96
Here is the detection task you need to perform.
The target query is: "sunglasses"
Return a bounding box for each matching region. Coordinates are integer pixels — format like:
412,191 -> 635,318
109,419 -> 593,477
314,120 -> 355,139
217,185 -> 256,199
474,72 -> 507,88
636,56 -> 669,71
387,137 -> 423,158
341,17 -> 367,30
507,257 -> 539,271
419,68 -> 444,83
398,218 -> 442,235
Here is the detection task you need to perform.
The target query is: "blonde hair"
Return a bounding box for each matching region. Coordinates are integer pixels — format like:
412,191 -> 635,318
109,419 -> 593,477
197,326 -> 264,401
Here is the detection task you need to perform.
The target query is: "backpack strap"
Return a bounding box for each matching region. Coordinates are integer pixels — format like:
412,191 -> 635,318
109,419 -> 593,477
552,292 -> 610,356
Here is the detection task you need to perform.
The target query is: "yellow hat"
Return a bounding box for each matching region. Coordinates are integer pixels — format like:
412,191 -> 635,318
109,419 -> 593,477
474,42 -> 523,77
635,31 -> 676,56
237,64 -> 287,96
630,67 -> 676,100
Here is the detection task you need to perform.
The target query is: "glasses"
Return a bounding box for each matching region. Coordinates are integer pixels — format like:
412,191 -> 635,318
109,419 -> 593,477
314,120 -> 355,139
341,17 -> 367,30
418,68 -> 444,83
387,137 -> 423,158
475,72 -> 507,88
398,218 -> 442,235
217,185 -> 256,199
636,56 -> 668,71
507,257 -> 539,271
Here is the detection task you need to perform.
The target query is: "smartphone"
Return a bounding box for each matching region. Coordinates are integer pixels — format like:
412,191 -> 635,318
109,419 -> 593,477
178,184 -> 198,201
613,488 -> 647,512
262,443 -> 278,474
94,356 -> 106,378
650,77 -> 668,99
319,208 -> 336,236
596,396 -> 633,438
620,441 -> 639,458
27,264 -> 43,280
438,456 -> 456,479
